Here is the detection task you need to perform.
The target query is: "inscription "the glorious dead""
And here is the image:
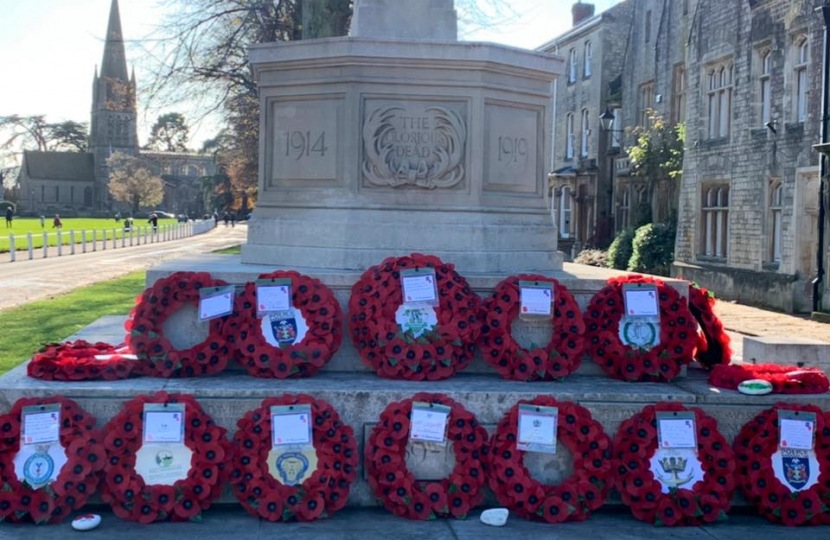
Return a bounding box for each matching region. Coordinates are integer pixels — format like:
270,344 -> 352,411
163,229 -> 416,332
362,105 -> 466,189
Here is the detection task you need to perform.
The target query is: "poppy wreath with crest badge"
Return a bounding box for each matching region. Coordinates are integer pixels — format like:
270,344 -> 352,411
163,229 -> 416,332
733,403 -> 830,526
612,402 -> 735,526
348,254 -> 482,381
487,397 -> 613,522
365,393 -> 489,520
224,271 -> 343,378
583,275 -> 697,382
126,272 -> 235,378
229,395 -> 358,521
0,397 -> 104,524
99,392 -> 233,523
478,275 -> 585,381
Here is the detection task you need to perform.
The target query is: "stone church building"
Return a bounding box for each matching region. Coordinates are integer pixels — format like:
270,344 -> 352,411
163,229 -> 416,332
16,0 -> 215,217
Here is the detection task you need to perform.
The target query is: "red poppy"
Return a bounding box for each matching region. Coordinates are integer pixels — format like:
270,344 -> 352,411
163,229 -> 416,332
541,495 -> 569,523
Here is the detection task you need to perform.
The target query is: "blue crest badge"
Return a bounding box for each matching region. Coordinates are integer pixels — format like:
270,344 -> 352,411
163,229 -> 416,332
275,452 -> 309,486
270,312 -> 298,347
783,452 -> 810,491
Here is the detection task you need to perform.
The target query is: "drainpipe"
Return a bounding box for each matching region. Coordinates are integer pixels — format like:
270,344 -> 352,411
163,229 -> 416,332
814,3 -> 830,313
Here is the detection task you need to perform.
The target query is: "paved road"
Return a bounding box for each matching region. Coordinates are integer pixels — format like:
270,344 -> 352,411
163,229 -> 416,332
0,225 -> 246,311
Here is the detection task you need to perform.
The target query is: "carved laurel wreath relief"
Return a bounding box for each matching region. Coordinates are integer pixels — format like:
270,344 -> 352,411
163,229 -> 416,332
362,106 -> 466,189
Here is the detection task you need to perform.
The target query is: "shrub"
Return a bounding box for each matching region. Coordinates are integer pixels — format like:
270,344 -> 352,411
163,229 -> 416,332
574,249 -> 608,268
606,228 -> 635,270
627,223 -> 676,276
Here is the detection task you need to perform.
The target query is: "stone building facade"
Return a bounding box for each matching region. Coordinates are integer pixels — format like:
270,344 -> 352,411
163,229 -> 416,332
16,0 -> 215,217
539,1 -> 635,256
673,0 -> 825,313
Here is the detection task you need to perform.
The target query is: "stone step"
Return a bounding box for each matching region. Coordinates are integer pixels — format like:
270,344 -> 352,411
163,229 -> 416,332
4,362 -> 827,507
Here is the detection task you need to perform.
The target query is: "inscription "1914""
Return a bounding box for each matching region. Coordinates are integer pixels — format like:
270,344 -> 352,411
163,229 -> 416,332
284,130 -> 329,160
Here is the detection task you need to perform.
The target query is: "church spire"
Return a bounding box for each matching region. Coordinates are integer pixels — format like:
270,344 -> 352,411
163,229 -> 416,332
100,0 -> 129,82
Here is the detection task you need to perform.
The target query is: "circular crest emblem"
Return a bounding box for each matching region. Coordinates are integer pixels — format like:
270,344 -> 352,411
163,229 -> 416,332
23,449 -> 55,487
620,320 -> 658,350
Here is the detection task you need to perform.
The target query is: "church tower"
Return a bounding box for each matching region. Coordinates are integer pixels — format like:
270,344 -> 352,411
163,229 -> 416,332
89,0 -> 138,211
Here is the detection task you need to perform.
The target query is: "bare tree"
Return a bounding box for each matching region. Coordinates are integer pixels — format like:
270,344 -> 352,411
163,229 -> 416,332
107,152 -> 165,213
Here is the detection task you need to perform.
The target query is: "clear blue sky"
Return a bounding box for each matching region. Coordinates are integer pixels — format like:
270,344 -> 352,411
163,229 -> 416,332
0,0 -> 621,151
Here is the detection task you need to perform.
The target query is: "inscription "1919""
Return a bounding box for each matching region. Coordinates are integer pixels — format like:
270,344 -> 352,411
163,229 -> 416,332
284,131 -> 329,160
497,136 -> 529,165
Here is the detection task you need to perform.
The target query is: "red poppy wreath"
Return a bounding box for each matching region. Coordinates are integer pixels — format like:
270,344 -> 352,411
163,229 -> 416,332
224,271 -> 343,378
478,275 -> 585,381
27,340 -> 138,381
365,393 -> 488,520
733,403 -> 830,525
230,394 -> 358,521
127,272 -> 235,378
487,397 -> 612,522
100,392 -> 232,523
583,275 -> 697,382
612,402 -> 735,526
687,283 -> 731,368
0,396 -> 104,524
348,254 -> 481,381
709,364 -> 830,394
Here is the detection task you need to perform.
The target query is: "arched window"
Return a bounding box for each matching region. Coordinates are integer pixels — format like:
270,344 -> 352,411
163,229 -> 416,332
568,49 -> 578,83
617,187 -> 630,231
707,61 -> 733,139
759,49 -> 771,125
584,41 -> 592,78
769,182 -> 783,262
701,185 -> 729,259
566,113 -> 575,159
580,109 -> 590,157
795,37 -> 809,122
560,187 -> 573,238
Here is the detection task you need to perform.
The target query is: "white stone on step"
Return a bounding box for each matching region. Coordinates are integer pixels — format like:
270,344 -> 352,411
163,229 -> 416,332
480,508 -> 509,527
71,514 -> 101,531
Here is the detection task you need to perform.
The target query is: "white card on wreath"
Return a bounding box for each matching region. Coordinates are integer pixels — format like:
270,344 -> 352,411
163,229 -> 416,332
657,413 -> 697,450
271,405 -> 312,447
624,288 -> 659,317
401,270 -> 438,304
520,283 -> 553,316
22,405 -> 60,445
143,405 -> 185,444
517,404 -> 558,454
198,287 -> 234,321
409,403 -> 450,444
779,415 -> 815,451
257,282 -> 291,313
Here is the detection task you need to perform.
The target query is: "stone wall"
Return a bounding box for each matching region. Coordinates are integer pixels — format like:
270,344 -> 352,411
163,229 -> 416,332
674,0 -> 823,313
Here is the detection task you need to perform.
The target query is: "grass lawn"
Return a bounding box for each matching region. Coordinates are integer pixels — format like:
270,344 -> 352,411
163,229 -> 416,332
0,217 -> 177,253
213,244 -> 241,255
0,271 -> 146,375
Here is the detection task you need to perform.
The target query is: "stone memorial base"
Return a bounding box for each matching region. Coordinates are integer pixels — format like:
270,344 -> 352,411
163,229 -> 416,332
2,255 -> 817,509
743,336 -> 830,372
3,356 -> 829,507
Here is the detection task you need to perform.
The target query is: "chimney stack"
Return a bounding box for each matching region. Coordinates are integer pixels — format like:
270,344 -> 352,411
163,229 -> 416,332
572,1 -> 596,26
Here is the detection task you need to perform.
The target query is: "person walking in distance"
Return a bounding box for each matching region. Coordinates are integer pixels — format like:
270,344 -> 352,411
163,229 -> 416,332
4,207 -> 12,228
52,214 -> 63,229
148,213 -> 159,233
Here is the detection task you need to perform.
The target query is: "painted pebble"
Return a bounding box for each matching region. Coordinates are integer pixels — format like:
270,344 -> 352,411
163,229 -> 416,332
737,379 -> 774,395
480,508 -> 509,527
71,514 -> 102,531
